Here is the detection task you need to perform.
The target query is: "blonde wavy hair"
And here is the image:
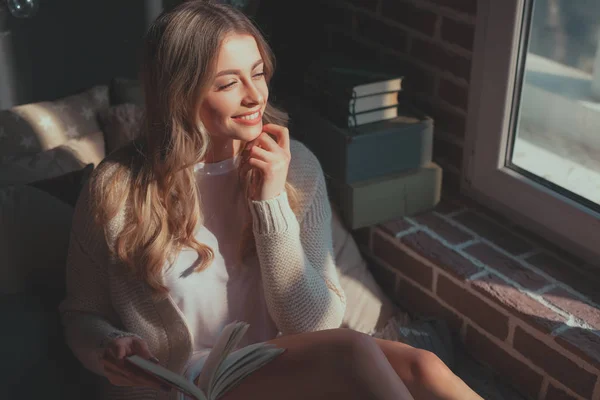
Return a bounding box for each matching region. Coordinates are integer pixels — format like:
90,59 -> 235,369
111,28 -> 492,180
92,1 -> 299,297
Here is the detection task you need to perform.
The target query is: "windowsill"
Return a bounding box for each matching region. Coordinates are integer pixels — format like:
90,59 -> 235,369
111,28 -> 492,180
357,192 -> 600,399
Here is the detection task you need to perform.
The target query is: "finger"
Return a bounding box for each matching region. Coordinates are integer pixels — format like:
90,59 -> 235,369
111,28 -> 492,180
261,124 -> 290,152
247,157 -> 269,172
249,145 -> 277,163
132,338 -> 156,361
254,132 -> 280,152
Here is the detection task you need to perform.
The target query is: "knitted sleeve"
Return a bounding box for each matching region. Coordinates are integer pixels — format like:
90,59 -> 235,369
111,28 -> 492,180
58,177 -> 138,376
248,141 -> 346,334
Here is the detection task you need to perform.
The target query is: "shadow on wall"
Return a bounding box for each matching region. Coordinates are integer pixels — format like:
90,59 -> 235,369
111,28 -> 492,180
4,0 -> 160,107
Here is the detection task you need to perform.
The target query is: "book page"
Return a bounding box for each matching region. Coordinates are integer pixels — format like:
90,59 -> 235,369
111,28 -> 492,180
126,355 -> 207,400
195,321 -> 249,394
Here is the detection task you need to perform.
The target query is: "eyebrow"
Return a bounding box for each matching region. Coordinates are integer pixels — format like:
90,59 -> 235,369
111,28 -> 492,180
215,59 -> 264,78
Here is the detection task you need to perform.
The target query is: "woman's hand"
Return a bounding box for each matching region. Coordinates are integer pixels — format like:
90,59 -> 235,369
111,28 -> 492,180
101,335 -> 168,392
240,124 -> 291,201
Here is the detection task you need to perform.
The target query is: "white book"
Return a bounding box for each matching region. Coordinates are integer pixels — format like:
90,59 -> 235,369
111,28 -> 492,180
126,321 -> 285,400
348,105 -> 399,127
350,91 -> 399,114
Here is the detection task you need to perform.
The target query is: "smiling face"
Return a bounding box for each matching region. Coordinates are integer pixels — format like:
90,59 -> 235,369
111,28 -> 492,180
198,33 -> 268,149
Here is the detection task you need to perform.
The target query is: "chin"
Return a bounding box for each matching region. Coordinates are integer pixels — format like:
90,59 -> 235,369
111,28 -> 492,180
236,123 -> 263,142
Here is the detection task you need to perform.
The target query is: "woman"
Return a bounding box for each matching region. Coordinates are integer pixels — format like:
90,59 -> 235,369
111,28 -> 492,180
59,2 -> 483,399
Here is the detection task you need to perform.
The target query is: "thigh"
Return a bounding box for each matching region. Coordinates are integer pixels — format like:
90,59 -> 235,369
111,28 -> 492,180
219,328 -> 372,400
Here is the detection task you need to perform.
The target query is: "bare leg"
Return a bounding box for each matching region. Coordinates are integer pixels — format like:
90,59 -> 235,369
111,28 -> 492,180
220,328 -> 414,400
373,338 -> 483,400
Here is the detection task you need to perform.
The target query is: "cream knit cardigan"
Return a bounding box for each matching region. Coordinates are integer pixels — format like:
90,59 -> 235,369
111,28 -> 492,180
59,140 -> 347,400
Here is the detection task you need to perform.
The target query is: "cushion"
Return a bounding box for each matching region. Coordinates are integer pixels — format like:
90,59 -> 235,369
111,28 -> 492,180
0,292 -> 102,400
331,208 -> 400,334
0,131 -> 105,187
0,185 -> 74,295
29,163 -> 94,208
109,77 -> 143,106
0,85 -> 108,163
97,103 -> 144,153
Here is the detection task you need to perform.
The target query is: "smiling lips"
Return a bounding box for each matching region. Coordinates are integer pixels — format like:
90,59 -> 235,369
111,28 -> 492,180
232,110 -> 262,126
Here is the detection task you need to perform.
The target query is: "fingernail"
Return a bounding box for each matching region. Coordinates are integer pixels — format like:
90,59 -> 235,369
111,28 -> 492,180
150,356 -> 160,363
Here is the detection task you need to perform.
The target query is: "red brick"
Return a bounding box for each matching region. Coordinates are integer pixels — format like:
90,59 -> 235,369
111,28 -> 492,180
441,168 -> 461,194
366,257 -> 400,301
400,231 -> 480,278
543,288 -> 600,330
328,30 -> 380,60
322,2 -> 355,29
453,211 -> 533,255
433,136 -> 464,171
434,195 -> 467,215
380,0 -> 438,36
545,384 -> 578,400
396,278 -> 463,332
379,218 -> 414,237
438,77 -> 469,110
428,0 -> 477,15
379,54 -> 437,96
437,275 -> 509,340
465,243 -> 550,291
410,38 -> 471,81
465,325 -> 543,400
555,328 -> 600,370
513,327 -> 598,398
356,14 -> 408,53
511,225 -> 587,269
372,231 -> 433,289
412,97 -> 467,139
471,274 -> 567,333
411,212 -> 471,245
345,0 -> 378,12
441,18 -> 475,51
526,252 -> 600,305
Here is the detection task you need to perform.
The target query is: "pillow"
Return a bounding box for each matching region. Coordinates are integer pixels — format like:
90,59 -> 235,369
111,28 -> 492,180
97,103 -> 144,154
0,131 -> 105,187
0,292 -> 102,400
331,208 -> 400,334
0,85 -> 109,162
109,77 -> 143,106
29,163 -> 94,208
0,185 -> 74,295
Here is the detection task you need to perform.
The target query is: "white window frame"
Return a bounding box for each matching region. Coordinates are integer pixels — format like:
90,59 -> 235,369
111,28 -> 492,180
462,0 -> 600,265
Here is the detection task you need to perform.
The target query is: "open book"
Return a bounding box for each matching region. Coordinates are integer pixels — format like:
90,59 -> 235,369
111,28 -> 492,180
126,321 -> 286,400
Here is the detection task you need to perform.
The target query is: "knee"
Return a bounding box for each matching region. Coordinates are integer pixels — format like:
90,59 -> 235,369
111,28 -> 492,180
410,349 -> 451,387
323,328 -> 378,368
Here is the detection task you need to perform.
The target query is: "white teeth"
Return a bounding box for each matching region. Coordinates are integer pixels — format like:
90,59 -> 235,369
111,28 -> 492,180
238,112 -> 259,120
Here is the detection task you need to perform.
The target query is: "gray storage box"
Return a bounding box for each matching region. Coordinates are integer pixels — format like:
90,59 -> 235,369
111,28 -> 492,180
285,98 -> 434,184
327,162 -> 442,230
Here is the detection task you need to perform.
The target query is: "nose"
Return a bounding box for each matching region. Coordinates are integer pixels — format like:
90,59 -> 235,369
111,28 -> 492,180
242,80 -> 264,107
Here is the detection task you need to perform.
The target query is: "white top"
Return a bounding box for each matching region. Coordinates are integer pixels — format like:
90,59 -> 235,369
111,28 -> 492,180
162,155 -> 279,372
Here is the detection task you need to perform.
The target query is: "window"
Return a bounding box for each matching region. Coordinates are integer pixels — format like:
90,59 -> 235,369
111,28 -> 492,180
464,0 -> 600,264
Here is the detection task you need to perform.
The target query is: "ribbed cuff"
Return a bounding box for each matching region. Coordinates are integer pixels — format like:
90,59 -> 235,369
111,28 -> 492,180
249,191 -> 298,234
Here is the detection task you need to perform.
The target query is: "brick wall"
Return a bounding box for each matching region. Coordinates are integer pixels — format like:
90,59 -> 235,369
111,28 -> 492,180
355,196 -> 600,400
314,1 -> 600,399
321,0 -> 475,193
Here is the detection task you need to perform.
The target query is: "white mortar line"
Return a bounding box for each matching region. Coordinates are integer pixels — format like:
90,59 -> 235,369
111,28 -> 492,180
431,211 -> 600,311
455,238 -> 480,250
395,226 -> 420,239
467,270 -> 490,281
402,216 -> 590,329
444,208 -> 467,218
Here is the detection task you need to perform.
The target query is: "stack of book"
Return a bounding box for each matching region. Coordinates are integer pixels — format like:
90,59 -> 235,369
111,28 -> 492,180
303,53 -> 404,128
282,55 -> 442,230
